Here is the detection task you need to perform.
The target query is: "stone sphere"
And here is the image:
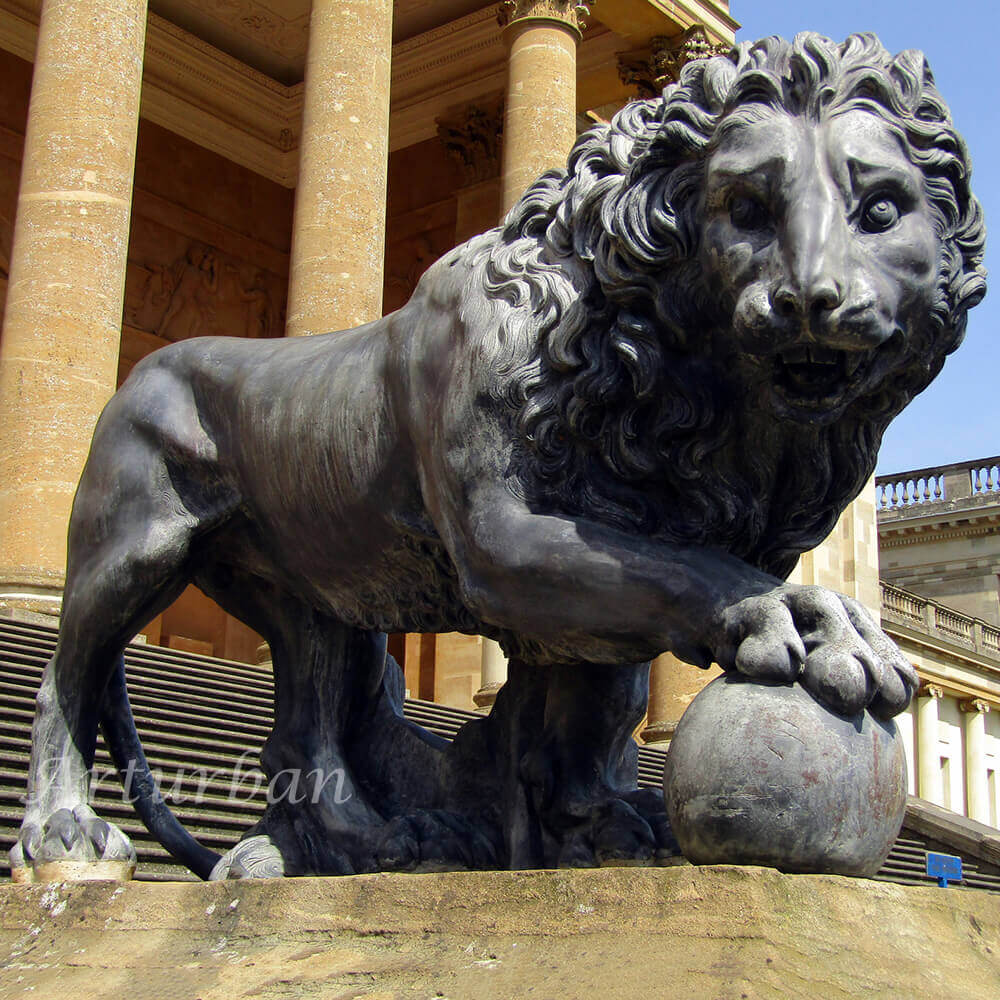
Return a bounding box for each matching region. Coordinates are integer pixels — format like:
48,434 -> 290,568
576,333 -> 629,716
663,675 -> 907,876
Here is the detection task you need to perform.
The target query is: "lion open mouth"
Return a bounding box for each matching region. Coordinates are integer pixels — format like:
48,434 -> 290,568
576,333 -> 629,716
774,345 -> 869,404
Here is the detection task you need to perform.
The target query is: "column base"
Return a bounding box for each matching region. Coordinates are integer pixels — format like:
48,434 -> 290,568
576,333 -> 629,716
640,719 -> 678,745
473,681 -> 505,713
0,584 -> 62,622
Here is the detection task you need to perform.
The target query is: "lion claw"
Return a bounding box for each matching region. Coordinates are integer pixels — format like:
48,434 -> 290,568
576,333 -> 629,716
12,805 -> 136,874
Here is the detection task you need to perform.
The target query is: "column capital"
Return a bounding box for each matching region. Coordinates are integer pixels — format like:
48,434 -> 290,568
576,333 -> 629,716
919,683 -> 945,700
618,25 -> 731,99
960,698 -> 992,714
498,1 -> 592,40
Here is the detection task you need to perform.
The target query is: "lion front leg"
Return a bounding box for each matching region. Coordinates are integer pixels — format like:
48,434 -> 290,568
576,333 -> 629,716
431,659 -> 679,870
515,660 -> 680,868
714,584 -> 918,718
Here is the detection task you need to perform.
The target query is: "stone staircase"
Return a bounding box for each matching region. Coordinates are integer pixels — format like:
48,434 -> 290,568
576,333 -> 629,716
1,617 -> 998,890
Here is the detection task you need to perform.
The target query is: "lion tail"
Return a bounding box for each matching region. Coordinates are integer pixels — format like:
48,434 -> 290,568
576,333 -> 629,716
100,655 -> 222,880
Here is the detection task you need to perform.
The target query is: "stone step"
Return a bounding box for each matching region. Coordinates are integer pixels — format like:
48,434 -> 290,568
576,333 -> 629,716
0,727 -> 262,772
0,643 -> 275,708
0,687 -> 273,745
0,616 -> 272,680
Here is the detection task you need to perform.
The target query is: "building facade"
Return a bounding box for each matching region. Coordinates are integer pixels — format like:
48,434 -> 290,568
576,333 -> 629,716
877,459 -> 1000,828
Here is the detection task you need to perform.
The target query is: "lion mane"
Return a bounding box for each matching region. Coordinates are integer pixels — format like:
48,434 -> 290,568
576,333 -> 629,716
469,32 -> 986,580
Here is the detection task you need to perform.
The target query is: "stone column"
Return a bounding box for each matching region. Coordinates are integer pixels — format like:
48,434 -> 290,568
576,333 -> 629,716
641,652 -> 723,744
962,699 -> 991,825
285,0 -> 393,336
498,1 -> 590,214
787,482 -> 881,620
917,685 -> 944,806
474,638 -> 508,712
0,0 -> 148,617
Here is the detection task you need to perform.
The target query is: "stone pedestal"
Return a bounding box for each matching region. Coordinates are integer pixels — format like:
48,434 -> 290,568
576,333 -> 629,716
499,2 -> 588,214
286,0 -> 392,336
0,0 -> 148,616
2,868 -> 999,998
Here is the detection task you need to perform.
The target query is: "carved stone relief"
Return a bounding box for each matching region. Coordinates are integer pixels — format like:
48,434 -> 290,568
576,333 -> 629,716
126,242 -> 281,343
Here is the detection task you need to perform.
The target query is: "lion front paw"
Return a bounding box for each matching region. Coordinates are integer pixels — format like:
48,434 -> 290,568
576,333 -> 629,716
552,791 -> 682,869
717,584 -> 918,718
12,805 -> 136,882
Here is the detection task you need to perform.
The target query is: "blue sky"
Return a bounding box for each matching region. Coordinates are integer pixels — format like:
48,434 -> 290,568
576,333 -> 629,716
733,1 -> 997,474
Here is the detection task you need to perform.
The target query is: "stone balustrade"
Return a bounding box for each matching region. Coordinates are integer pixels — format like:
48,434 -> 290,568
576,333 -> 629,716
881,581 -> 1000,662
876,456 -> 1000,511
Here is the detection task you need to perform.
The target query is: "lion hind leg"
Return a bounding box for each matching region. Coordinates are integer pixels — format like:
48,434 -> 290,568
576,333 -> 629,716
14,543 -> 192,881
13,439 -> 231,881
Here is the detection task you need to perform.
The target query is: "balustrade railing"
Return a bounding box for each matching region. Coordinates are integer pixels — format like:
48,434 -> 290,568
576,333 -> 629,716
881,584 -> 926,625
876,456 -> 1000,511
880,582 -> 1000,662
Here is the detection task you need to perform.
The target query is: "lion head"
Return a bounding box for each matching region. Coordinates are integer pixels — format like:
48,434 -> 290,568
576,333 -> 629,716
478,32 -> 986,579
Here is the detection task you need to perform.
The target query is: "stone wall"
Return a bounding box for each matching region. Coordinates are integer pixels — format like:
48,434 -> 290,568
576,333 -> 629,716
119,119 -> 294,383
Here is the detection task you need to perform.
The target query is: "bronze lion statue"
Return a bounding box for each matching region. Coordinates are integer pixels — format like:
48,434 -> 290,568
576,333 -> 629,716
13,33 -> 985,881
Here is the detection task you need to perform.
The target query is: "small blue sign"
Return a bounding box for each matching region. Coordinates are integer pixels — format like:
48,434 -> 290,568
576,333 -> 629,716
926,851 -> 963,887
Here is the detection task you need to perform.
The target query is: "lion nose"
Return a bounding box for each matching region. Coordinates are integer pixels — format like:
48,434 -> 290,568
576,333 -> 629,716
773,183 -> 848,323
772,275 -> 844,319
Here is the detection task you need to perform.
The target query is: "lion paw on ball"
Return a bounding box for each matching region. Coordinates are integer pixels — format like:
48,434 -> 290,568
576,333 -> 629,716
717,584 -> 919,719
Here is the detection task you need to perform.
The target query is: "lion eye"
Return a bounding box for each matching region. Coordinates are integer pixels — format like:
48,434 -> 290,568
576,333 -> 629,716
860,196 -> 900,233
729,195 -> 770,230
